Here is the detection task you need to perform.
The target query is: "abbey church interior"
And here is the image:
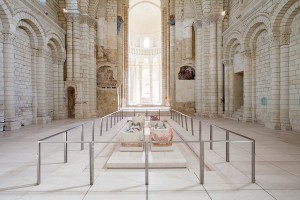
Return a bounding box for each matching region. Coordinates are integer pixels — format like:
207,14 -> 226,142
0,0 -> 300,199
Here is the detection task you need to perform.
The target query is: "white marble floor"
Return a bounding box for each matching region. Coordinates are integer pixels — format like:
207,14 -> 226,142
0,116 -> 300,200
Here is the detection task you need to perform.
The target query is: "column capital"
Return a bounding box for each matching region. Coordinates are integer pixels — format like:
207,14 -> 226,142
2,33 -> 15,44
88,18 -> 97,29
58,57 -> 65,65
80,14 -> 89,24
64,12 -> 80,23
52,56 -> 58,64
193,20 -> 202,30
223,59 -> 230,66
36,47 -> 46,57
269,31 -> 280,47
241,50 -> 252,58
203,14 -> 224,25
280,32 -> 290,46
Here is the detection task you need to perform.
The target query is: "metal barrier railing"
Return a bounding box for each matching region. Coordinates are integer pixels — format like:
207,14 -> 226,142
36,108 -> 255,186
170,109 -> 255,183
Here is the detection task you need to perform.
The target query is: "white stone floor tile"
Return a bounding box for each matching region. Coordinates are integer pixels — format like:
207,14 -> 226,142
208,190 -> 276,200
266,190 -> 300,200
1,117 -> 300,199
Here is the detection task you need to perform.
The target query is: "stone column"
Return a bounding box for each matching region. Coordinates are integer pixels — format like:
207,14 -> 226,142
217,18 -> 224,115
3,33 -> 20,130
58,57 -> 65,119
81,15 -> 90,118
251,50 -> 257,122
242,50 -> 252,122
201,19 -> 210,115
229,59 -> 234,115
65,14 -> 73,81
53,56 -> 59,120
72,13 -> 81,81
194,20 -> 202,114
209,16 -> 218,116
36,47 -> 49,123
266,32 -> 281,130
184,19 -> 194,62
223,60 -> 230,116
280,32 -> 292,130
169,19 -> 175,107
0,34 -> 4,131
89,19 -> 97,117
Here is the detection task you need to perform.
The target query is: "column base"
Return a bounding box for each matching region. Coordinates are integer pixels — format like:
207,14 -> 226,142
265,121 -> 281,130
281,123 -> 292,131
4,120 -> 21,131
37,116 -> 52,124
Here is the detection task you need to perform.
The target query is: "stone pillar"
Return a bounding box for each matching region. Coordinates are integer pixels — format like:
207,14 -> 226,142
251,50 -> 257,122
81,15 -> 90,118
3,33 -> 20,130
242,50 -> 252,122
169,20 -> 175,107
229,59 -> 234,115
223,60 -> 230,116
89,19 -> 97,117
280,32 -> 292,130
217,18 -> 224,115
184,19 -> 194,62
65,14 -> 73,81
209,16 -> 218,115
201,20 -> 210,115
53,56 -> 59,120
266,32 -> 281,130
36,47 -> 50,123
58,57 -> 65,119
0,34 -> 4,131
72,13 -> 81,81
194,20 -> 202,114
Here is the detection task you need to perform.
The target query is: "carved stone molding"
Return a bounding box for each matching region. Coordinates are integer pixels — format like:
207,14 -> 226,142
80,14 -> 89,24
241,50 -> 252,58
58,57 -> 65,65
193,20 -> 202,30
36,48 -> 46,57
88,18 -> 97,28
280,32 -> 290,46
64,12 -> 80,23
52,56 -> 58,64
223,60 -> 230,66
269,32 -> 280,47
203,14 -> 224,25
2,33 -> 15,44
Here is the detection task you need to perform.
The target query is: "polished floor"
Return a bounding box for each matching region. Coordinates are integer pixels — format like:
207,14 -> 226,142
0,116 -> 300,200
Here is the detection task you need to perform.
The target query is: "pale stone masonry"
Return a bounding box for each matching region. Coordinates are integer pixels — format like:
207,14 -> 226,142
0,0 -> 299,132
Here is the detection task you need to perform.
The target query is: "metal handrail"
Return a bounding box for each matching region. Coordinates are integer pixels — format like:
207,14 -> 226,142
36,109 -> 255,187
170,109 -> 255,183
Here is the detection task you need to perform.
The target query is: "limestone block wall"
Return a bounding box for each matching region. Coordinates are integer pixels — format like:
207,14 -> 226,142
222,0 -> 300,130
289,13 -> 300,130
255,31 -> 271,124
14,28 -> 33,126
0,0 -> 66,131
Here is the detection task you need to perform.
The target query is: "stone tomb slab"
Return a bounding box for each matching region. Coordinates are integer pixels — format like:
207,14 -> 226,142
106,147 -> 188,169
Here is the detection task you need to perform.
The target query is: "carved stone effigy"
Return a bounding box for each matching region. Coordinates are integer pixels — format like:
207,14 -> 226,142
150,121 -> 173,151
120,115 -> 146,152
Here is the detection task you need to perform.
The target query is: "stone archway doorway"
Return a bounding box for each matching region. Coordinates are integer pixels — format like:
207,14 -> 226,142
67,87 -> 75,118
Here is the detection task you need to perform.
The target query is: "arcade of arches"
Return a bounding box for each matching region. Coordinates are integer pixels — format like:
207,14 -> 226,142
0,0 -> 299,132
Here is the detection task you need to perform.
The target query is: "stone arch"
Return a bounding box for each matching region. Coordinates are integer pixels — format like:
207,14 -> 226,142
0,0 -> 13,33
280,0 -> 300,33
242,14 -> 270,51
248,24 -> 268,51
14,10 -> 46,47
46,32 -> 66,59
17,20 -> 39,48
271,0 -> 298,32
224,31 -> 242,61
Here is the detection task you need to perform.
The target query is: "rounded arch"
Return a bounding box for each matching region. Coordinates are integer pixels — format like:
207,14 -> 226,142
271,0 -> 298,32
47,40 -> 59,60
0,0 -> 13,32
249,24 -> 268,51
16,20 -> 39,48
242,14 -> 270,51
46,32 -> 66,60
280,0 -> 300,33
224,31 -> 242,60
14,10 -> 46,47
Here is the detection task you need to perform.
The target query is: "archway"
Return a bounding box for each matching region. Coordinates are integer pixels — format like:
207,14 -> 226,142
128,0 -> 162,105
67,87 -> 75,118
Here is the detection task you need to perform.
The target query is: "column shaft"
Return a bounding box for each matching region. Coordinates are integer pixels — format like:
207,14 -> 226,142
209,20 -> 217,115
